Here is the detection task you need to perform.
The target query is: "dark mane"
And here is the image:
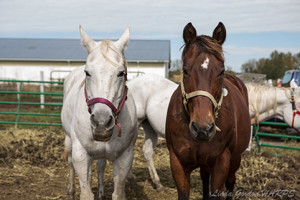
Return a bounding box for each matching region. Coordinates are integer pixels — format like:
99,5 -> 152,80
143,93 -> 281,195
182,35 -> 224,62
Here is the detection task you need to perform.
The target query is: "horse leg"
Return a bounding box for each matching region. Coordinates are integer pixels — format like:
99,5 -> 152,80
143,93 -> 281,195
64,135 -> 75,200
200,168 -> 210,200
88,161 -> 92,188
210,148 -> 231,200
127,168 -> 134,180
141,120 -> 165,192
225,155 -> 241,200
169,149 -> 191,200
96,159 -> 107,200
67,153 -> 76,200
111,145 -> 134,200
126,167 -> 140,191
72,141 -> 94,200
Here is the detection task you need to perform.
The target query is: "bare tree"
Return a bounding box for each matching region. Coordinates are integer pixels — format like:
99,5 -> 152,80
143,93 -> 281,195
241,59 -> 257,73
171,59 -> 182,71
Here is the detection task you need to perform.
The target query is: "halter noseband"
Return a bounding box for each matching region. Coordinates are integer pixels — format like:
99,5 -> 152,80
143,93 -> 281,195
84,73 -> 128,137
180,71 -> 224,131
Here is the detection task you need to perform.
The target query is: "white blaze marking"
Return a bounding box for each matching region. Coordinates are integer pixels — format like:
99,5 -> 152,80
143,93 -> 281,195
201,57 -> 209,69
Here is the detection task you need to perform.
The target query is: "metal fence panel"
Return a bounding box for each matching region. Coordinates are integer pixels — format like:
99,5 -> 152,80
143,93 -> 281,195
254,122 -> 300,152
0,79 -> 63,128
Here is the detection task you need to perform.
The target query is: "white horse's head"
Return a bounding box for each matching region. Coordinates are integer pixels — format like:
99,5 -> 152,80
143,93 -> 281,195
282,88 -> 300,130
80,26 -> 130,141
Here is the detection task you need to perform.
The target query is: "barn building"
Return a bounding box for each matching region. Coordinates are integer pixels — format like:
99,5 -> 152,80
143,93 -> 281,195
0,38 -> 170,81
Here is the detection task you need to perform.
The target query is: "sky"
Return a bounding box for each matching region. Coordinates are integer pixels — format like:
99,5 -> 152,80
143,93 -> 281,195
0,0 -> 300,72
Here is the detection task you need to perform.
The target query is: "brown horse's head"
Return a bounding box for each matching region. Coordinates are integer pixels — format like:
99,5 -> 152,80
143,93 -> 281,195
181,22 -> 226,142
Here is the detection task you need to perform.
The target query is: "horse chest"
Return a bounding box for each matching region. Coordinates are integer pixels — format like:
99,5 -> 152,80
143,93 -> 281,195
84,139 -> 128,161
103,143 -> 125,161
174,137 -> 226,167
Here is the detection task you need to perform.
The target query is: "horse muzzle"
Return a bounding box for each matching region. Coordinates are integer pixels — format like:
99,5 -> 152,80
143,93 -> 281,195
90,110 -> 116,142
92,129 -> 114,142
189,121 -> 216,141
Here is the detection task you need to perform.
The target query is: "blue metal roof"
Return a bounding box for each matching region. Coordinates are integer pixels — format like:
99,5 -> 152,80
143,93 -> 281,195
0,38 -> 170,62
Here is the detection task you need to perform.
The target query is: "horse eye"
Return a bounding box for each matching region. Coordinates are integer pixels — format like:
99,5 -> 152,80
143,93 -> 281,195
183,68 -> 189,75
117,71 -> 125,77
84,70 -> 91,77
219,70 -> 225,77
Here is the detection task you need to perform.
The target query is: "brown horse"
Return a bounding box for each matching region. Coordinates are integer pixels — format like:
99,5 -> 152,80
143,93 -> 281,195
165,22 -> 251,200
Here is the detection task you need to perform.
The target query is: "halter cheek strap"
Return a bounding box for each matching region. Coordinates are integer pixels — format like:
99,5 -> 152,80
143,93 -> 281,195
290,91 -> 300,135
84,73 -> 128,137
180,71 -> 224,131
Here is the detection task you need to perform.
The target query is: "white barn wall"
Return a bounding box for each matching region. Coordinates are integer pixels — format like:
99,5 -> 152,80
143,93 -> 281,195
0,65 -> 166,81
0,61 -> 169,81
127,67 -> 165,80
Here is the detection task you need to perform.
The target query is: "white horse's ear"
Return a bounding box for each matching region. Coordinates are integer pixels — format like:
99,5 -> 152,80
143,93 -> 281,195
79,25 -> 96,53
290,78 -> 298,89
115,27 -> 130,52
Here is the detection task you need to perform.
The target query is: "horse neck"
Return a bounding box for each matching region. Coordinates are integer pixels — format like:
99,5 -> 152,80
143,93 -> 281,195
247,84 -> 290,121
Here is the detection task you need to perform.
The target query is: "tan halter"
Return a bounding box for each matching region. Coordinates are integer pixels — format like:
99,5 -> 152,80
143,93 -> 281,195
180,71 -> 224,131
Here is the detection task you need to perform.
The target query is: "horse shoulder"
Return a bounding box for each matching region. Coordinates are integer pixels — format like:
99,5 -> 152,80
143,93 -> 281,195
62,78 -> 93,152
222,79 -> 251,155
103,93 -> 138,157
122,90 -> 138,129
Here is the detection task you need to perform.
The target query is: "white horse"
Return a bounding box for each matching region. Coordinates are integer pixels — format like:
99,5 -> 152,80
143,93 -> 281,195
126,74 -> 177,191
246,82 -> 300,130
61,26 -> 138,200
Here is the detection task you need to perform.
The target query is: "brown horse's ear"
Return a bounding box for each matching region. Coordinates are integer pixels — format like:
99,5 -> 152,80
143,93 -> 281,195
212,22 -> 226,45
183,22 -> 197,44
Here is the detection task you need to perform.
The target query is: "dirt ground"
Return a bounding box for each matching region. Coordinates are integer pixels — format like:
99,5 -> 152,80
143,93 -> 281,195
0,128 -> 299,200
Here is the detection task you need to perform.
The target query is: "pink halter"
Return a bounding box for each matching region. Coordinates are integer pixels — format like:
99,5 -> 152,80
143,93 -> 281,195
84,73 -> 128,137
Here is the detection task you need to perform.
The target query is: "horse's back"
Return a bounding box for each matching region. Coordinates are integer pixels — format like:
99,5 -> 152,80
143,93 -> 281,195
127,74 -> 177,132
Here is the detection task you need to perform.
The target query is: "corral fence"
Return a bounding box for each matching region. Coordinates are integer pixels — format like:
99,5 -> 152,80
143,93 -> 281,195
254,121 -> 300,152
0,79 -> 63,128
1,79 -> 300,152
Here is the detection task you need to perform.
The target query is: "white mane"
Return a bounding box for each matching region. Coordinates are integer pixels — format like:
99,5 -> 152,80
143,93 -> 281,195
245,83 -> 290,121
100,40 -> 127,70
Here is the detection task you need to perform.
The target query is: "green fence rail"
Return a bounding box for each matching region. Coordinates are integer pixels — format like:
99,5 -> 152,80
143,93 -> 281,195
254,121 -> 300,152
0,79 -> 63,128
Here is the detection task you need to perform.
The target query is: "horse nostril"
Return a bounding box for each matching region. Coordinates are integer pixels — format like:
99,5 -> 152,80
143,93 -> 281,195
90,114 -> 96,122
106,115 -> 115,130
192,121 -> 200,133
107,115 -> 112,125
206,123 -> 215,133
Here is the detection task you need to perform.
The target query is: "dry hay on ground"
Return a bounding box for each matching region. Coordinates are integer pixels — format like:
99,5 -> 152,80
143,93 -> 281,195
0,128 -> 299,200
